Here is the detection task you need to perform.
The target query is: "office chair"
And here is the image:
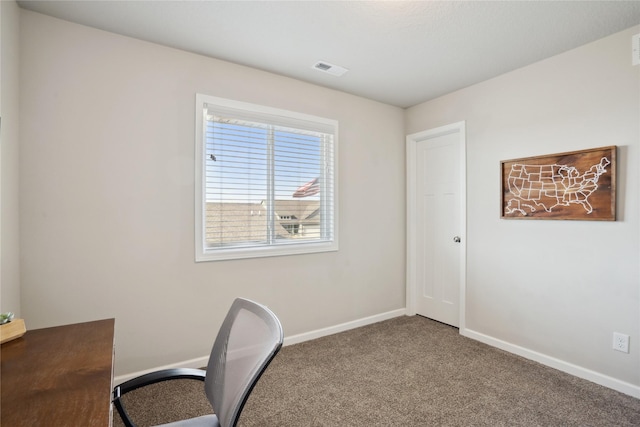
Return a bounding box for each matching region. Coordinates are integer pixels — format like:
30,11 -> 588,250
113,298 -> 283,427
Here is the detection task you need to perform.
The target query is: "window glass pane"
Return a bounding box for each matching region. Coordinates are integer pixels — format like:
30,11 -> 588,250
205,120 -> 269,247
274,129 -> 322,241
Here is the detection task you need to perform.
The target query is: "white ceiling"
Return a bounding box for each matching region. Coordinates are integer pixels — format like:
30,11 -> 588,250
16,1 -> 640,108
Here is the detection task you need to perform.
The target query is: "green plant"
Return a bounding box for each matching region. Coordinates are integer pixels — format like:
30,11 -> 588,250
0,312 -> 14,325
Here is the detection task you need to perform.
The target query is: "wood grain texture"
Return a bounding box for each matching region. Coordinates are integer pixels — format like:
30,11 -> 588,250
501,146 -> 616,220
1,319 -> 115,427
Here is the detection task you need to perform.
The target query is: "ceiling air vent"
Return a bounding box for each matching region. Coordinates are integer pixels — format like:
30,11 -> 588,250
312,61 -> 349,77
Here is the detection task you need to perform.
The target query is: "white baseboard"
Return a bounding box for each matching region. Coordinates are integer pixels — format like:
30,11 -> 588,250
461,327 -> 640,399
114,308 -> 406,386
283,308 -> 407,346
114,355 -> 209,385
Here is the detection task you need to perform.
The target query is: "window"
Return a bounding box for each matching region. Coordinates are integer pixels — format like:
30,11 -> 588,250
195,94 -> 338,261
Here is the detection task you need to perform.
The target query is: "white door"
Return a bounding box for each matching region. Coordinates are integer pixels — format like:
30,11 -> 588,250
406,122 -> 465,328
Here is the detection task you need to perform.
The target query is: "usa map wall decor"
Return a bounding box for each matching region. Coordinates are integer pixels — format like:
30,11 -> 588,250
501,146 -> 616,220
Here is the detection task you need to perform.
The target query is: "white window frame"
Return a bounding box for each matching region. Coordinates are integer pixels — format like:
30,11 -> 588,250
195,94 -> 339,262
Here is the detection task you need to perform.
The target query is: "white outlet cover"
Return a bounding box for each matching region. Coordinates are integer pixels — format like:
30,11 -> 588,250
633,34 -> 640,66
613,332 -> 630,353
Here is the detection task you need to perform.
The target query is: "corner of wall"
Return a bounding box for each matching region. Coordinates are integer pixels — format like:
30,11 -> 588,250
1,0 -> 22,316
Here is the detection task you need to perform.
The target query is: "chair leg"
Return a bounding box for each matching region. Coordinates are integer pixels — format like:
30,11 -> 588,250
113,385 -> 136,427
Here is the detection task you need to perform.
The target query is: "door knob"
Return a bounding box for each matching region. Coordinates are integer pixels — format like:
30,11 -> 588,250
453,236 -> 461,243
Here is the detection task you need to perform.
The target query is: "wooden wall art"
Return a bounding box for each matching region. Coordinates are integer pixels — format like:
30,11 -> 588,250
501,146 -> 616,220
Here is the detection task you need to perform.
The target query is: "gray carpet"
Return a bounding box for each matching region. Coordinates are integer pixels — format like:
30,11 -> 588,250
114,315 -> 640,426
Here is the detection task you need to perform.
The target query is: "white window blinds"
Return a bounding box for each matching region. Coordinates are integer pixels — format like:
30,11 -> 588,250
195,95 -> 338,261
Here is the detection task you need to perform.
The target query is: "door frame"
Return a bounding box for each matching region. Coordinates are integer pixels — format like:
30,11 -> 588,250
406,121 -> 467,329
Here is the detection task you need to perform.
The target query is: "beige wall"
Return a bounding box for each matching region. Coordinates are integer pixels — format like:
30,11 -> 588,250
18,11 -> 406,375
1,0 -> 21,316
406,26 -> 640,388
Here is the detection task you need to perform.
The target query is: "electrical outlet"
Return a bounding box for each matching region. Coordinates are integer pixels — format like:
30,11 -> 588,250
613,332 -> 630,353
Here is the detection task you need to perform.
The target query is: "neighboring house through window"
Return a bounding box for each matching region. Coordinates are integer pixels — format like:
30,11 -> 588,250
195,94 -> 338,261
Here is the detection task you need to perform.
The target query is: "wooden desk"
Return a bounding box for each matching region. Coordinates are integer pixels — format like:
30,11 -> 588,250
1,319 -> 115,426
